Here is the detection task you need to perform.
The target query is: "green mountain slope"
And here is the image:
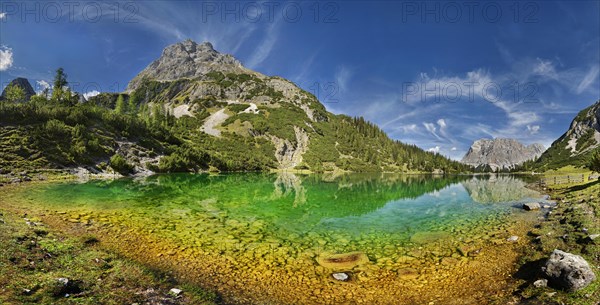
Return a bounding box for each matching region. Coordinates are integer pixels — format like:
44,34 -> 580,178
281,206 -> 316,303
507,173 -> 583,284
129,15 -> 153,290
0,40 -> 470,175
121,40 -> 469,173
522,100 -> 600,171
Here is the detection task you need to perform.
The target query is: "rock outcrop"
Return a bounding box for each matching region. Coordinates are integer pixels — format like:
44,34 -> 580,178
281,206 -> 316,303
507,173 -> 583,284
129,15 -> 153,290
563,101 -> 600,155
127,39 -> 250,91
461,138 -> 545,171
1,77 -> 36,102
542,249 -> 596,291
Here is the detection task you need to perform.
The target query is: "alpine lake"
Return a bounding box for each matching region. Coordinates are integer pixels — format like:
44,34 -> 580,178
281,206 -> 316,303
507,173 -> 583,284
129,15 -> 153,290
0,173 -> 550,304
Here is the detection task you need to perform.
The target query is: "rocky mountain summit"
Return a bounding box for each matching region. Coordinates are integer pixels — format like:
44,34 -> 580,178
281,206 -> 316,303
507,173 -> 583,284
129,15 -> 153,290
127,40 -> 250,91
461,138 -> 545,171
1,77 -> 36,102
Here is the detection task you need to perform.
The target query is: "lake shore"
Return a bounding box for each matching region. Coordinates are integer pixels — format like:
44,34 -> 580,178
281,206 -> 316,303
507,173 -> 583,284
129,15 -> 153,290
513,176 -> 600,305
0,174 -> 552,305
0,202 -> 219,304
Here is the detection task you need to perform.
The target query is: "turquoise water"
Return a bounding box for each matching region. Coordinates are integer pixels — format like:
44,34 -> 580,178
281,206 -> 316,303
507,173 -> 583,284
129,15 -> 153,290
14,173 -> 542,252
3,173 -> 547,303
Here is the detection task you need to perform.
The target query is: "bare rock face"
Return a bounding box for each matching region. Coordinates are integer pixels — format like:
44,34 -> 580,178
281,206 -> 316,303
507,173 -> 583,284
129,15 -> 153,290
1,77 -> 36,102
127,39 -> 250,91
271,126 -> 309,169
542,249 -> 596,291
561,101 -> 600,155
461,138 -> 545,171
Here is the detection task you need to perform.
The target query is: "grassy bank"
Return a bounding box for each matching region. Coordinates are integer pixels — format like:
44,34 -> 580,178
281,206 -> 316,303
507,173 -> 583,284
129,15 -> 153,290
0,206 -> 219,305
514,172 -> 599,305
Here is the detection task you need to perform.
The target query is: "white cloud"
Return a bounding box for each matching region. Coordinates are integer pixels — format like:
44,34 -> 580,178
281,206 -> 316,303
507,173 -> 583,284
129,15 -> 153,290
427,146 -> 440,154
0,12 -> 6,19
83,90 -> 101,99
398,124 -> 418,133
436,118 -> 450,139
437,118 -> 447,129
36,80 -> 51,95
0,46 -> 13,71
527,125 -> 540,135
423,122 -> 436,134
533,58 -> 558,79
451,147 -> 457,151
576,65 -> 600,94
423,122 -> 443,140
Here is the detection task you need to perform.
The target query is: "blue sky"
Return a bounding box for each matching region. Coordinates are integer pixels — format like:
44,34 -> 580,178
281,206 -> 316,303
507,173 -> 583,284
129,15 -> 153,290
1,0 -> 599,159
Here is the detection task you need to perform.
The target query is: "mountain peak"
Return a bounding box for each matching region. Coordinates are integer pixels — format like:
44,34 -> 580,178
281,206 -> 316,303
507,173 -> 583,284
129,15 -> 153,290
1,77 -> 36,102
462,138 -> 545,171
175,39 -> 214,53
127,39 -> 248,91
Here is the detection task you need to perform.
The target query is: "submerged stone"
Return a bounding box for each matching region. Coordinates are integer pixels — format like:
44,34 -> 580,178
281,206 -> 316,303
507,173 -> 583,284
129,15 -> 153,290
506,236 -> 519,242
523,202 -> 541,211
410,231 -> 450,244
317,252 -> 369,270
332,272 -> 349,281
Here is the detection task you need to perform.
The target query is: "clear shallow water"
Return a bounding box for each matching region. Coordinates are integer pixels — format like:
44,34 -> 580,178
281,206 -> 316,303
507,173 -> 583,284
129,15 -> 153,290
14,173 -> 541,250
4,173 -> 545,304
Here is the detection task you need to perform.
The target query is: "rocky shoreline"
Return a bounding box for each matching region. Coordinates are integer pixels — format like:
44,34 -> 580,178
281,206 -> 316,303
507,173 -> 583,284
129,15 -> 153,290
512,179 -> 600,304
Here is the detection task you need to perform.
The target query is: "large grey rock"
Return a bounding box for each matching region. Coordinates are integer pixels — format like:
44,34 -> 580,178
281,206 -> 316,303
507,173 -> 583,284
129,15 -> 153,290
542,249 -> 596,291
523,202 -> 541,211
461,138 -> 545,171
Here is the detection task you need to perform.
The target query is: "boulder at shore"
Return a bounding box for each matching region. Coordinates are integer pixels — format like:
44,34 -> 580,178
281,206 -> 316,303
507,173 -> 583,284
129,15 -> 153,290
542,249 -> 596,291
523,202 -> 541,211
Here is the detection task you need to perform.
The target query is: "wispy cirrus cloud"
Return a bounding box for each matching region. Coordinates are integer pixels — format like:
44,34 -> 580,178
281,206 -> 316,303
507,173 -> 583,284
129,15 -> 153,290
576,66 -> 600,94
335,65 -> 352,93
245,16 -> 282,69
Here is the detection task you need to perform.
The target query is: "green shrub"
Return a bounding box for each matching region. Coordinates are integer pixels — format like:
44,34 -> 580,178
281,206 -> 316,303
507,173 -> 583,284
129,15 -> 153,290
44,119 -> 70,138
588,150 -> 600,173
109,154 -> 133,175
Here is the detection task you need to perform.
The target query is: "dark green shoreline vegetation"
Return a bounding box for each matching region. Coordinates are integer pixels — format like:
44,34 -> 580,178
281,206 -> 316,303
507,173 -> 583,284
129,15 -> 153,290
0,206 -> 219,304
0,68 -> 470,177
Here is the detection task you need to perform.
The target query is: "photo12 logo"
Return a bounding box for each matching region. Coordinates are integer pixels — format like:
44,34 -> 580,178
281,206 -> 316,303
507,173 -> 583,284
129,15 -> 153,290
402,81 -> 539,104
309,82 -> 339,103
0,1 -> 139,23
399,1 -> 539,23
199,1 -> 340,23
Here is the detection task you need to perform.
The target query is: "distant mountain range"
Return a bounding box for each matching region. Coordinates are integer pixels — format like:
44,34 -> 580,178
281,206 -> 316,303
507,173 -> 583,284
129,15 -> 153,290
461,138 -> 545,171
